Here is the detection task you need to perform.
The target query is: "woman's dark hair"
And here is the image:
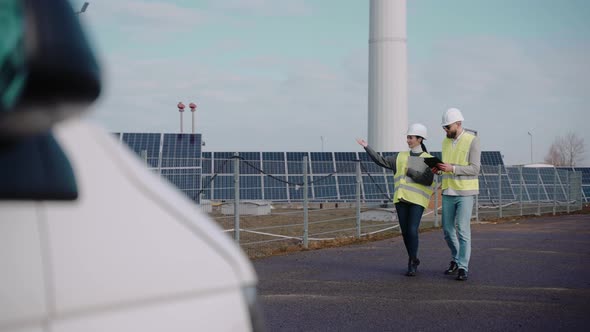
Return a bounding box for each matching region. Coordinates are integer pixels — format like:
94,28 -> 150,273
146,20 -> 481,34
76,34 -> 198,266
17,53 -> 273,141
418,137 -> 428,153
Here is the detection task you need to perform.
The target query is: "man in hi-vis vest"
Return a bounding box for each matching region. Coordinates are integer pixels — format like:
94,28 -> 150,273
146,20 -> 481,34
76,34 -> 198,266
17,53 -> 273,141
434,108 -> 481,281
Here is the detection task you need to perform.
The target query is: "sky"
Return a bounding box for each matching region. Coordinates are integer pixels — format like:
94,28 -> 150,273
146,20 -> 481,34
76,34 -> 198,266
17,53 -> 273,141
75,0 -> 590,166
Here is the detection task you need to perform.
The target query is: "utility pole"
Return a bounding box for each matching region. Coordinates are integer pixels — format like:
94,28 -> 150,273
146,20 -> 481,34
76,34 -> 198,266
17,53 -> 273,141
527,129 -> 534,164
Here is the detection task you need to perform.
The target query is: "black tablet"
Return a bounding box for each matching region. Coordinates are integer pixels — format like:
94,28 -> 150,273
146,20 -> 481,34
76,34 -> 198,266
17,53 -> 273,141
423,156 -> 443,168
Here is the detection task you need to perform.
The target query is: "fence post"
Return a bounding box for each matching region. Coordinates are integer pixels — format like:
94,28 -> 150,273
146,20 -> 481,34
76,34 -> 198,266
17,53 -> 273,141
519,166 -> 523,216
580,173 -> 584,212
553,167 -> 557,215
434,175 -> 439,227
566,171 -> 570,214
355,160 -> 362,238
233,153 -> 241,243
303,155 -> 309,248
537,168 -> 541,216
498,164 -> 503,219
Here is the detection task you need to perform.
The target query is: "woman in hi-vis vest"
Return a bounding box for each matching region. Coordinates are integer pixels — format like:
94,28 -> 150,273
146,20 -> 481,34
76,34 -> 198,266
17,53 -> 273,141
356,124 -> 435,276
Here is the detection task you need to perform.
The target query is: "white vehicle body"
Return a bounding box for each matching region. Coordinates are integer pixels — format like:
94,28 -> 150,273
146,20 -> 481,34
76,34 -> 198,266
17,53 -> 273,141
0,119 -> 259,332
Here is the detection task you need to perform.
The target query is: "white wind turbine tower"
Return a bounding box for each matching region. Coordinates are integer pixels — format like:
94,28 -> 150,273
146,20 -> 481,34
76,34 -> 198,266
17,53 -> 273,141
368,0 -> 408,152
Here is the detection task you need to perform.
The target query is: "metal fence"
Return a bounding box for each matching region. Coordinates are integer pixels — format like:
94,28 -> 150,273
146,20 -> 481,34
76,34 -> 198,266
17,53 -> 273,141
194,156 -> 583,257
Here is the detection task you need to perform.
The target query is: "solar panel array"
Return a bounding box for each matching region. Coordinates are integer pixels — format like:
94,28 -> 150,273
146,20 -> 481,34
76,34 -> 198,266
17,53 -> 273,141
114,133 -> 590,204
197,151 -> 511,202
115,133 -> 202,202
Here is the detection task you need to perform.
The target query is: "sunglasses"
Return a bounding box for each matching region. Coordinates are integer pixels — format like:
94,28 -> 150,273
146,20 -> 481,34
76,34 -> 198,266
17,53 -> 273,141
443,123 -> 454,130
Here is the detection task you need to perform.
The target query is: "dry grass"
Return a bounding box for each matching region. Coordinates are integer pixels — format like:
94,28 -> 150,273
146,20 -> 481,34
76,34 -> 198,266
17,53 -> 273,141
206,202 -> 589,259
208,204 -> 426,259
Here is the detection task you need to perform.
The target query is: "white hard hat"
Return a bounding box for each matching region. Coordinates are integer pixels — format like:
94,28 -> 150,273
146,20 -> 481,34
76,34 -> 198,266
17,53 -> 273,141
407,123 -> 428,140
441,107 -> 464,126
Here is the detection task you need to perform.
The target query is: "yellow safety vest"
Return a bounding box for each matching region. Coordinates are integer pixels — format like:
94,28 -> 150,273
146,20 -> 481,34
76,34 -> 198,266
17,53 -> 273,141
393,151 -> 435,208
441,131 -> 479,194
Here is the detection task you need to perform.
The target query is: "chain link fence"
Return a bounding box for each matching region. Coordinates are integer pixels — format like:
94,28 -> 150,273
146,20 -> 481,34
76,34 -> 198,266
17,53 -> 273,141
193,155 -> 583,258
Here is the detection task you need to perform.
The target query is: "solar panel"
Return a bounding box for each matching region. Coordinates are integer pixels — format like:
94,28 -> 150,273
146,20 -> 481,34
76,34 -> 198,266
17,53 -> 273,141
507,167 -> 587,202
477,174 -> 491,200
521,167 -> 540,184
525,185 -> 546,201
310,152 -> 335,174
567,172 -> 582,201
213,152 -> 235,174
286,152 -> 309,175
262,152 -> 285,174
115,133 -> 589,204
507,167 -> 521,183
538,168 -> 555,182
239,175 -> 262,200
237,152 -> 261,175
287,176 -> 313,201
538,168 -> 560,200
358,151 -> 384,173
161,134 -> 201,168
334,152 -> 357,173
160,168 -> 201,202
201,152 -> 212,174
377,151 -> 501,166
122,133 -> 161,168
263,175 -> 288,201
362,175 -> 389,201
199,175 -> 213,200
312,175 -> 338,200
556,169 -> 569,201
212,175 -> 234,200
484,174 -> 502,201
481,151 -> 504,166
574,168 -> 590,183
571,169 -> 589,202
507,167 -> 527,200
196,150 -> 521,202
500,175 -> 515,200
337,176 -> 357,201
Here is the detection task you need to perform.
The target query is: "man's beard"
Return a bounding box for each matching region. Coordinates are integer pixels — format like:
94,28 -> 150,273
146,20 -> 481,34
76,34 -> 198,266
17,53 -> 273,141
446,131 -> 456,139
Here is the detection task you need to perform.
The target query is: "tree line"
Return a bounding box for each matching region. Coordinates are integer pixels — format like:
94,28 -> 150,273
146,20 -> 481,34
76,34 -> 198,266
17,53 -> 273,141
545,132 -> 585,166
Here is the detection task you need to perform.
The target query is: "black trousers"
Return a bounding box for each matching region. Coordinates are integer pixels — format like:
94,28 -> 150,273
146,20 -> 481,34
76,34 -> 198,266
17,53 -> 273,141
394,201 -> 425,259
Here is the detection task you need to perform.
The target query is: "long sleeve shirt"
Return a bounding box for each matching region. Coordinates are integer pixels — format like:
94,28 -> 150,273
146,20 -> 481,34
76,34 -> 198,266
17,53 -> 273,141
363,146 -> 434,187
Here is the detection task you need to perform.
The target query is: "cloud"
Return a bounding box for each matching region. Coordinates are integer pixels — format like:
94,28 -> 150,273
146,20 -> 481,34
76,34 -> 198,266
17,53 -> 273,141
212,0 -> 313,17
105,1 -> 202,23
89,47 -> 367,152
92,34 -> 590,164
80,0 -> 212,42
81,0 -> 589,165
409,36 -> 590,165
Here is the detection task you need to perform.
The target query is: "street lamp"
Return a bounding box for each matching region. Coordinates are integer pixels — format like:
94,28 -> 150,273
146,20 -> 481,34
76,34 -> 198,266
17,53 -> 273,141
527,129 -> 534,164
76,2 -> 89,15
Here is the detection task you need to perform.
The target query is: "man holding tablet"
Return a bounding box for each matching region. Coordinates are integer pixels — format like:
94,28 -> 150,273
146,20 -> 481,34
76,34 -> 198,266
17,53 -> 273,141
431,108 -> 481,281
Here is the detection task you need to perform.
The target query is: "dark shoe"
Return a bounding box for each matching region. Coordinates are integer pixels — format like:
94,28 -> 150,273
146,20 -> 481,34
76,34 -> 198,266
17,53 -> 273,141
406,258 -> 420,277
444,261 -> 458,275
456,268 -> 468,281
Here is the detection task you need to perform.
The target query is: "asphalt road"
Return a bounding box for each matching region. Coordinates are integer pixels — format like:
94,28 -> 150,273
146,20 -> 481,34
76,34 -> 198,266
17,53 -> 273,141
254,214 -> 590,332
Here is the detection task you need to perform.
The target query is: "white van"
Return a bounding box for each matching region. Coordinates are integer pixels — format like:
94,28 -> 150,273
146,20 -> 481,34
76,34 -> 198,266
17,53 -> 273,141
0,1 -> 263,331
1,119 -> 263,332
